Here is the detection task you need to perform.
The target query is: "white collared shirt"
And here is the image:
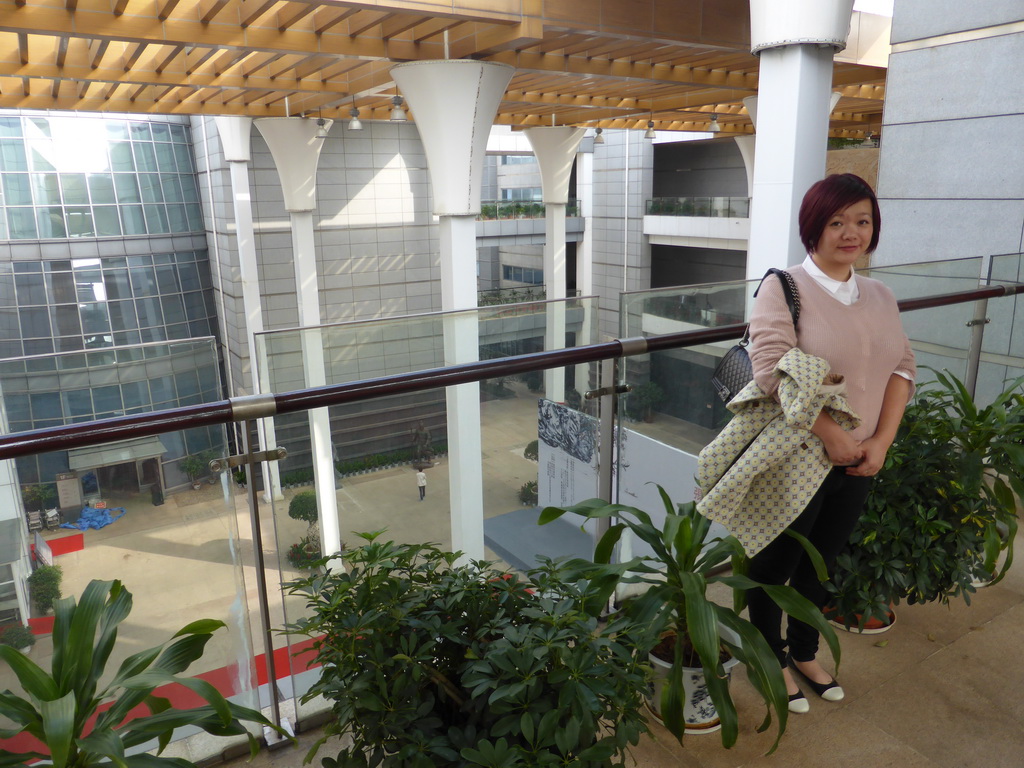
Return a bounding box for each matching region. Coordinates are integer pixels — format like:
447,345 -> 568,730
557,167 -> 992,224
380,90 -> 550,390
802,255 -> 859,305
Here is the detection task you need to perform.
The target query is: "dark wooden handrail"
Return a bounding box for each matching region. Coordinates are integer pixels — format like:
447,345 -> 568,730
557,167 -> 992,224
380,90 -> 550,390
1,282 -> 1022,461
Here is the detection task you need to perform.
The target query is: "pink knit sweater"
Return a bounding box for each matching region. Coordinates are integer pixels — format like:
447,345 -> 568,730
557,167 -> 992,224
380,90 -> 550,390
749,265 -> 916,442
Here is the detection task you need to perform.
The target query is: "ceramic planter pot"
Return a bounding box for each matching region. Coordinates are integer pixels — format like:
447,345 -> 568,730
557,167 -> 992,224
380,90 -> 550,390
647,626 -> 742,734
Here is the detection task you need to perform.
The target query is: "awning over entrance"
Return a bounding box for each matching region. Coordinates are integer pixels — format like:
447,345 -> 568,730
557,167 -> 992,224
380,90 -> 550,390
67,436 -> 167,472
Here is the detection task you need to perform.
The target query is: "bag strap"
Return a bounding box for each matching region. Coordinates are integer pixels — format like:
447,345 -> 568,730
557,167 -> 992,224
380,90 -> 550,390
754,268 -> 800,329
737,268 -> 801,347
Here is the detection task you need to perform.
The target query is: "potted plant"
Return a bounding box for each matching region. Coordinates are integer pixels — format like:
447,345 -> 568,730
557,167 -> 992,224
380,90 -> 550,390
287,489 -> 321,569
179,453 -> 207,490
284,531 -> 652,767
540,487 -> 841,753
827,369 -> 1024,630
0,578 -> 288,766
27,564 -> 62,614
0,623 -> 36,652
627,380 -> 664,422
518,480 -> 538,505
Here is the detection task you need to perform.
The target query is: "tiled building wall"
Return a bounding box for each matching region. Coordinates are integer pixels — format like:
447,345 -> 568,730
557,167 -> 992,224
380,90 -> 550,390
590,129 -> 654,339
876,0 -> 1024,403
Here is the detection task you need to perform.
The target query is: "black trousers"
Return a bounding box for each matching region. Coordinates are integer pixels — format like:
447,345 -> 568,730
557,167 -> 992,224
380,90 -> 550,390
746,467 -> 872,665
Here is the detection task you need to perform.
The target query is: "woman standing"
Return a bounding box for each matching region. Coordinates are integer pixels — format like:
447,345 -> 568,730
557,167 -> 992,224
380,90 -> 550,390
746,173 -> 916,713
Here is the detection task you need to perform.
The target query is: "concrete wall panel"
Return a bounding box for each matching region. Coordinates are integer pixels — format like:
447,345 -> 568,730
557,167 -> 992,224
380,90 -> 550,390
873,199 -> 1024,264
884,33 -> 1024,124
877,116 -> 1024,200
891,0 -> 1022,44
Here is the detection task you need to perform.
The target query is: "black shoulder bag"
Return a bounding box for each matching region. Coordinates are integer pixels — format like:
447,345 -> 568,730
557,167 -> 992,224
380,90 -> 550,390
710,268 -> 800,403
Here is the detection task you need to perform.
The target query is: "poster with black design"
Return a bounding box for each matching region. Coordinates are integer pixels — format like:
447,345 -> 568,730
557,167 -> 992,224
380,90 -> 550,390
536,400 -> 599,508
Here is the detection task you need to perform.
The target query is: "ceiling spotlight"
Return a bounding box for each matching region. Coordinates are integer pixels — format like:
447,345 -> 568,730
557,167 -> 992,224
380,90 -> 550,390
348,107 -> 363,131
593,127 -> 605,145
708,114 -> 721,133
389,96 -> 407,122
644,120 -> 656,139
315,117 -> 329,139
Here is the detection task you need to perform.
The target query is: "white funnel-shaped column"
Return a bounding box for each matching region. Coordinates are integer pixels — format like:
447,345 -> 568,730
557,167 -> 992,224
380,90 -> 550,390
392,60 -> 514,218
525,126 -> 586,403
254,117 -> 341,561
391,60 -> 513,561
746,0 -> 855,279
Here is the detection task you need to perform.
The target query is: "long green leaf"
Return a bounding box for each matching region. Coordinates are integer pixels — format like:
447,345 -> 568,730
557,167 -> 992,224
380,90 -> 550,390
78,726 -> 129,768
40,691 -> 77,768
62,579 -> 116,700
593,523 -> 625,565
0,749 -> 47,767
714,606 -> 788,754
121,672 -> 232,727
153,633 -> 216,675
90,581 -> 134,694
761,584 -> 841,670
0,646 -> 59,702
124,756 -> 200,768
782,528 -> 829,581
680,573 -> 738,747
49,591 -> 78,691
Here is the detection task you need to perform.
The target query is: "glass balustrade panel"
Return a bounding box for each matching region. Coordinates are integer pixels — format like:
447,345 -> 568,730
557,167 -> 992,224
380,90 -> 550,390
254,296 -> 603,703
0,338 -> 258,754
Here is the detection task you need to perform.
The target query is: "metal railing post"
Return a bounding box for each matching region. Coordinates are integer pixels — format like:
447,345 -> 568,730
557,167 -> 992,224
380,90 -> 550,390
241,419 -> 282,729
964,298 -> 990,400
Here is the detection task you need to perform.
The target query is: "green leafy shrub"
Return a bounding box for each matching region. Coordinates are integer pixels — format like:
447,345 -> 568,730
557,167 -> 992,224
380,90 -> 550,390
285,533 -> 650,768
0,579 -> 286,766
522,370 -> 543,392
21,483 -> 57,512
287,539 -> 323,570
179,454 -> 207,484
288,490 -> 320,559
828,369 -> 1024,627
288,490 -> 318,524
518,480 -> 538,505
27,564 -> 62,614
0,623 -> 36,650
280,468 -> 314,486
523,439 -> 539,462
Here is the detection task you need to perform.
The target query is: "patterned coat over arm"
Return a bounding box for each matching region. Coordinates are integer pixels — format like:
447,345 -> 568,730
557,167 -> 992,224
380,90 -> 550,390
696,348 -> 861,556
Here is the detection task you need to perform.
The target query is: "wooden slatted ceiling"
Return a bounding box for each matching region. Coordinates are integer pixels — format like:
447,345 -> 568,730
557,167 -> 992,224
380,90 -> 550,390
0,0 -> 885,137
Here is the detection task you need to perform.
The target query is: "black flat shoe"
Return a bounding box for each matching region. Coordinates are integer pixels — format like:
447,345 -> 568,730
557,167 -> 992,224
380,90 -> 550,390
788,657 -> 844,702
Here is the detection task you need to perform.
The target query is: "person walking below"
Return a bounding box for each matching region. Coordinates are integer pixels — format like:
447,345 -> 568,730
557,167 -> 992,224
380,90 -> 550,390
416,470 -> 427,501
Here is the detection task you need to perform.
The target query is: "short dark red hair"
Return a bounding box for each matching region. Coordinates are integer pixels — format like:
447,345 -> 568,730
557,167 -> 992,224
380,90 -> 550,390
798,173 -> 881,254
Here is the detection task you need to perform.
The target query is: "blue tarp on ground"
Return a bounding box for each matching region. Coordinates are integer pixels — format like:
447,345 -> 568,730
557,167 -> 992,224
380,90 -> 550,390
60,506 -> 127,531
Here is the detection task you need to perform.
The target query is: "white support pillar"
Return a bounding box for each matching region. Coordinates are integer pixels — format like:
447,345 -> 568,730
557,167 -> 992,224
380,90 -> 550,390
543,204 -> 568,400
745,0 -> 855,280
391,60 -> 514,561
254,118 -> 342,560
214,117 -> 284,502
524,126 -> 586,403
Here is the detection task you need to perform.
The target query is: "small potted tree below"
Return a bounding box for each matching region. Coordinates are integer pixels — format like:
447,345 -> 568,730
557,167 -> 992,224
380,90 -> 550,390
179,454 -> 207,490
287,490 -> 322,569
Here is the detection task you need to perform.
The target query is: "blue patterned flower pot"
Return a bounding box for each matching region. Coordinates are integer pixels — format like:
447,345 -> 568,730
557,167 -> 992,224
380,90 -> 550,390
647,626 -> 741,734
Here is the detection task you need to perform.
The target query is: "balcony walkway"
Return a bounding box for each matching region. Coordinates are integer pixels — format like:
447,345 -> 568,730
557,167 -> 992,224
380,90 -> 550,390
12,386 -> 1024,767
234,555 -> 1024,768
